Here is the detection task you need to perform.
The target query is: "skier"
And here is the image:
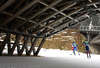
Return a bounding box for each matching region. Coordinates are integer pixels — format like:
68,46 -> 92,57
72,41 -> 80,55
83,40 -> 91,58
70,44 -> 74,55
70,44 -> 74,50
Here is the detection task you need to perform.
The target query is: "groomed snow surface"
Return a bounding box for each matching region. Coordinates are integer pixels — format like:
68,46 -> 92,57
38,48 -> 87,57
1,47 -> 100,68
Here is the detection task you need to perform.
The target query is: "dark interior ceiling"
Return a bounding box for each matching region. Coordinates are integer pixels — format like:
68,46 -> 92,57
0,0 -> 100,38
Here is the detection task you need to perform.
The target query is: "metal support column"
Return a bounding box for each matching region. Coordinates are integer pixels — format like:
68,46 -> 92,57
19,36 -> 30,56
27,38 -> 38,56
7,34 -> 11,55
17,44 -> 20,55
34,38 -> 45,56
10,34 -> 21,55
0,32 -> 11,55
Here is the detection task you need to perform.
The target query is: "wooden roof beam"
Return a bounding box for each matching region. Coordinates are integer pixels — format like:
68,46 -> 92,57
31,27 -> 44,34
11,6 -> 36,29
22,23 -> 35,32
21,0 -> 62,32
0,0 -> 39,27
67,8 -> 83,16
3,4 -> 95,23
22,21 -> 54,32
88,0 -> 97,8
1,11 -> 41,30
1,1 -> 82,32
59,2 -> 77,11
2,11 -> 37,29
23,6 -> 35,17
47,8 -> 83,28
55,13 -> 89,30
47,17 -> 90,37
47,16 -> 65,26
41,12 -> 89,36
38,2 -> 77,25
87,2 -> 99,6
64,1 -> 99,10
59,11 -> 79,22
55,1 -> 73,7
2,7 -> 82,35
28,0 -> 62,20
11,20 -> 26,30
51,2 -> 79,22
11,0 -> 24,13
30,25 -> 54,34
2,10 -> 75,32
22,2 -> 77,32
10,3 -> 39,29
2,11 -> 27,21
3,2 -> 80,32
39,29 -> 52,36
0,0 -> 16,12
0,28 -> 43,38
9,0 -> 61,32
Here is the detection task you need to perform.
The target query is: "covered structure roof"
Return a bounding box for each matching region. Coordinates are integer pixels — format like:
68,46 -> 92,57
0,0 -> 100,38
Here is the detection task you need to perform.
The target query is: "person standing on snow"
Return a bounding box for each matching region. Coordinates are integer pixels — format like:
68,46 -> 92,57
83,40 -> 91,58
72,41 -> 80,55
70,44 -> 74,55
70,44 -> 74,50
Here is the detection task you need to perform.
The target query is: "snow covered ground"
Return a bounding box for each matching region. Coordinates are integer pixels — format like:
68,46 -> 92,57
38,48 -> 87,57
2,45 -> 100,58
1,46 -> 100,68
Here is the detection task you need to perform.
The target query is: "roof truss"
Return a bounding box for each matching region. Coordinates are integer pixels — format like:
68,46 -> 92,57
0,0 -> 100,38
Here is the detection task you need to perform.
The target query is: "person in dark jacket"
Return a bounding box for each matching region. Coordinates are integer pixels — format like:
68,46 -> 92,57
83,40 -> 91,58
